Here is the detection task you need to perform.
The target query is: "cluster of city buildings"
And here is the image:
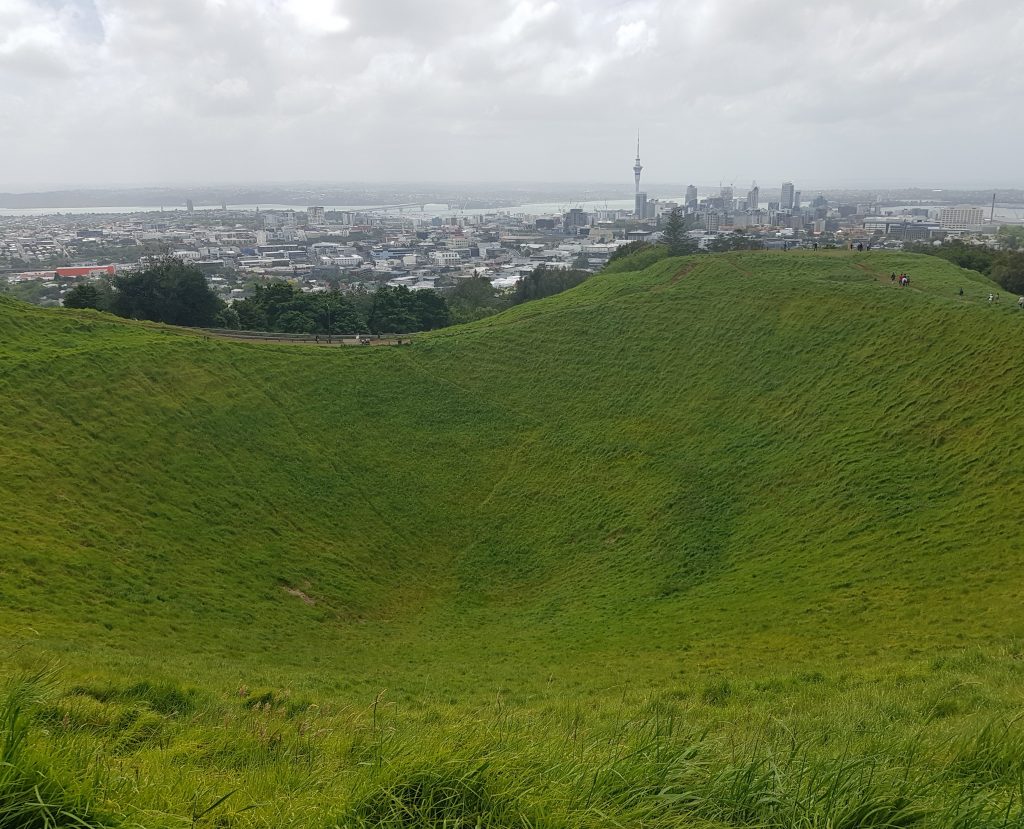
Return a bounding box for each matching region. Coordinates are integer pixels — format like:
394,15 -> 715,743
0,205 -> 633,306
625,138 -> 1005,244
1,143 -> 1018,308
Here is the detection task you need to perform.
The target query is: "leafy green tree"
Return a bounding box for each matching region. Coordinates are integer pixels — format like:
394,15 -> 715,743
232,282 -> 365,334
661,208 -> 696,256
216,306 -> 240,329
109,258 -> 223,327
452,276 -> 499,309
367,285 -> 450,333
315,293 -> 363,335
234,297 -> 268,330
412,289 -> 452,330
252,282 -> 299,329
905,241 -> 996,275
998,225 -> 1024,251
990,252 -> 1024,294
63,283 -> 104,310
368,287 -> 418,333
510,265 -> 590,305
707,233 -> 761,253
448,276 -> 505,323
276,310 -> 316,334
8,280 -> 55,305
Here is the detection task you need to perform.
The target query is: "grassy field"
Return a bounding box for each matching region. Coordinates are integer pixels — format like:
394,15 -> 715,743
2,250 -> 1024,827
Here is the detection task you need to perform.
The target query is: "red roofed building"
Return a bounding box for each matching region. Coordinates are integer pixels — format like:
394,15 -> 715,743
55,265 -> 116,279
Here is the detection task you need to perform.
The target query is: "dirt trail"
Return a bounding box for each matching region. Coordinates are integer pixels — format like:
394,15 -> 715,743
204,333 -> 409,347
282,586 -> 316,605
652,262 -> 697,292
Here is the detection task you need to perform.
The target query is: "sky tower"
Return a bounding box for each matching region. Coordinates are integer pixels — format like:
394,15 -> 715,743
633,131 -> 643,193
633,131 -> 647,219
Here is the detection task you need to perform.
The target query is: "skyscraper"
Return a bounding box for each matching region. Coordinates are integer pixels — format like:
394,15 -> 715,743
793,191 -> 801,210
720,184 -> 733,210
747,183 -> 759,211
685,185 -> 697,206
635,192 -> 648,220
633,132 -> 644,217
307,206 -> 326,227
781,182 -> 795,210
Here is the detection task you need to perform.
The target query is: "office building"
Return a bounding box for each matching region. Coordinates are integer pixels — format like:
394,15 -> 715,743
563,208 -> 590,232
635,192 -> 648,220
781,182 -> 795,210
939,207 -> 986,230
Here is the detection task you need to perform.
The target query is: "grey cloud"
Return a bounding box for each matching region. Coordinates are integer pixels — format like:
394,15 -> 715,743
0,0 -> 1022,188
0,40 -> 74,77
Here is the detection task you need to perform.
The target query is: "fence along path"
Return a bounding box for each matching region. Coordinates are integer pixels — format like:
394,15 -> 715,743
195,328 -> 412,346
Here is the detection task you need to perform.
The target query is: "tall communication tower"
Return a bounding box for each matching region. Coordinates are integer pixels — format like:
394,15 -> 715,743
633,131 -> 643,194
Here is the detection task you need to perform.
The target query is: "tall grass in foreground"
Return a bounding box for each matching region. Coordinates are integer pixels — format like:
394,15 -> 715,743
332,712 -> 1024,828
1,673 -> 105,829
9,671 -> 1021,829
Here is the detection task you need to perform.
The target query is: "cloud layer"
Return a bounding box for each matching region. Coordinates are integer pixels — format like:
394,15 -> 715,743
1,0 -> 1021,188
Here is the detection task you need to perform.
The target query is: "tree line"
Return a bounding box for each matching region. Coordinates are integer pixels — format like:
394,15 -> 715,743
64,259 -> 224,326
230,282 -> 450,334
905,236 -> 1024,294
65,260 -> 454,333
62,258 -> 595,333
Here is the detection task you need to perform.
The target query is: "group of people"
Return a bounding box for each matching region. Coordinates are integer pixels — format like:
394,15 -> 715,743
971,291 -> 1024,307
888,270 -> 1024,307
988,293 -> 1024,308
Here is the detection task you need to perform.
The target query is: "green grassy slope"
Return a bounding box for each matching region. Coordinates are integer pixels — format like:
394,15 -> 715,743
2,252 -> 1024,828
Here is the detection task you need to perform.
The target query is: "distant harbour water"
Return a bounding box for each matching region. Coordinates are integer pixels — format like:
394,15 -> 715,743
1,200 -> 1023,221
0,198 -> 669,219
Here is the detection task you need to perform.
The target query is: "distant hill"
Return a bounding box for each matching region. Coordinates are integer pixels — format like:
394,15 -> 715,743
2,252 -> 1022,829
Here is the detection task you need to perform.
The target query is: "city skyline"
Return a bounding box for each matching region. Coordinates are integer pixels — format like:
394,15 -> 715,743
1,0 -> 1022,190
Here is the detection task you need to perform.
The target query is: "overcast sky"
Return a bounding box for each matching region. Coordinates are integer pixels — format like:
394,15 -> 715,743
1,0 -> 1021,191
